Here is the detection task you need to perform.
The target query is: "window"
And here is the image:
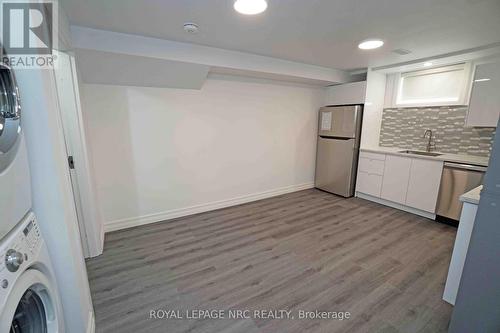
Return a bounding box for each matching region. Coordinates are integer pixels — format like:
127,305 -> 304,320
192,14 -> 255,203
393,63 -> 471,107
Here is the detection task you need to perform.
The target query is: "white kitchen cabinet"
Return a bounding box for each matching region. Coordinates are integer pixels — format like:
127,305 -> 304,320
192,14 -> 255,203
325,81 -> 366,106
358,152 -> 385,175
356,152 -> 386,197
406,159 -> 444,213
381,155 -> 412,204
359,151 -> 386,161
466,60 -> 500,127
356,151 -> 446,218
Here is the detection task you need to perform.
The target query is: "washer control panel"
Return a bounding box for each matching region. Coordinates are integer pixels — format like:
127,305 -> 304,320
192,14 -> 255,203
0,213 -> 41,294
21,217 -> 41,254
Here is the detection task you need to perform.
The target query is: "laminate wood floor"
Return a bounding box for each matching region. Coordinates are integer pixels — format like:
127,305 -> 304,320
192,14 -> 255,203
86,189 -> 456,333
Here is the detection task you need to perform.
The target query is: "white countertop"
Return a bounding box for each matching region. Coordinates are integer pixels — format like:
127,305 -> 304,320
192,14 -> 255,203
360,146 -> 489,167
460,185 -> 482,205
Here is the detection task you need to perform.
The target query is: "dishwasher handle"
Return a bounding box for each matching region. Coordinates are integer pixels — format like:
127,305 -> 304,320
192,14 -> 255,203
443,162 -> 487,173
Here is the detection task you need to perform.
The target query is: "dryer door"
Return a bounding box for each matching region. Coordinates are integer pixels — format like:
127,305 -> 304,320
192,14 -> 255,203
0,62 -> 22,172
0,270 -> 63,333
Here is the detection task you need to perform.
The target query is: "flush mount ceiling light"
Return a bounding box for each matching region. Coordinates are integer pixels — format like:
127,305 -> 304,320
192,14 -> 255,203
183,22 -> 199,34
358,39 -> 384,50
234,0 -> 268,15
423,62 -> 433,67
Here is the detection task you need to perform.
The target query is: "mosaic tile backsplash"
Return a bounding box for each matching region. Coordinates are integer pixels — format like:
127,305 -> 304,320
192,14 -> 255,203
379,107 -> 496,157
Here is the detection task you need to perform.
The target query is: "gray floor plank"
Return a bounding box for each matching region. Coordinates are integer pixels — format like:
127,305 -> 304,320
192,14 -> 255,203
87,189 -> 455,333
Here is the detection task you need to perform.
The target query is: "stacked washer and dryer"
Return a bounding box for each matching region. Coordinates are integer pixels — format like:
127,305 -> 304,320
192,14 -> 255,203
0,63 -> 65,331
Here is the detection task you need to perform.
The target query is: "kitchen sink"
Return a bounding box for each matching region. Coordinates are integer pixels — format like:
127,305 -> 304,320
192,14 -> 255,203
398,150 -> 443,157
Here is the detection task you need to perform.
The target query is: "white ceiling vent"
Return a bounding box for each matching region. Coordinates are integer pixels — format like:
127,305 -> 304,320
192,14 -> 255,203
392,48 -> 412,55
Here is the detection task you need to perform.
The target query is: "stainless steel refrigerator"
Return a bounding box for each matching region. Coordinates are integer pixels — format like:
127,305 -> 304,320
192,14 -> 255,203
315,105 -> 363,197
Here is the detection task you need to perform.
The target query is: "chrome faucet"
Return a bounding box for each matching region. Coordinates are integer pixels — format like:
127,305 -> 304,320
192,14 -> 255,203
423,129 -> 436,152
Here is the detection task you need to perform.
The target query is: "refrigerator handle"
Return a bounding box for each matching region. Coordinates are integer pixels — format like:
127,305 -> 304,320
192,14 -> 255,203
319,136 -> 354,140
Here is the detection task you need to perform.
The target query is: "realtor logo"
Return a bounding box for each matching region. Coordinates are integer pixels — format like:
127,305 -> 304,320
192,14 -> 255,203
1,0 -> 57,68
2,2 -> 52,54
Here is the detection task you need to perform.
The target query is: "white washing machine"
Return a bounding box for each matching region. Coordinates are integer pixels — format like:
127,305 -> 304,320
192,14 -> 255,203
0,62 -> 32,240
0,212 -> 64,332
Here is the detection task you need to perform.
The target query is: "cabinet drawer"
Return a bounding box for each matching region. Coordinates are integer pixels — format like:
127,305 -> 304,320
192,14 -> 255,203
356,171 -> 383,197
358,157 -> 385,175
359,151 -> 386,161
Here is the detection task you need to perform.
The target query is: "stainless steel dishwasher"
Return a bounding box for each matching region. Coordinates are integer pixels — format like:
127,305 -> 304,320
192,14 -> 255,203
436,162 -> 487,221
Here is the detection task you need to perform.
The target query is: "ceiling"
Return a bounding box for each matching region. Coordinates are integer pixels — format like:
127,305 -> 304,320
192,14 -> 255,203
61,0 -> 500,71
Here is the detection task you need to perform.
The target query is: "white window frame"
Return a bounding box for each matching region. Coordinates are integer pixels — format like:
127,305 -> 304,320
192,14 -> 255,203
392,63 -> 472,108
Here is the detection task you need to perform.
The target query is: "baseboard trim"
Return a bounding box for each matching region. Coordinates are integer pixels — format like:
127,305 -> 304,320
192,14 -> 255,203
105,182 -> 315,232
356,192 -> 436,220
86,310 -> 95,333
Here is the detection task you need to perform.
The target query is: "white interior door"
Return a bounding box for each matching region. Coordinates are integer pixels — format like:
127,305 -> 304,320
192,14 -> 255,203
53,51 -> 103,258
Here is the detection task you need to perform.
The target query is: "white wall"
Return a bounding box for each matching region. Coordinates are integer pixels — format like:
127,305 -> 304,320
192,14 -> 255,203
81,75 -> 325,231
360,69 -> 387,148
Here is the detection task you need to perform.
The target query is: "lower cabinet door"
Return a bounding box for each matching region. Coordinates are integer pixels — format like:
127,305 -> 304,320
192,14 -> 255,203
381,155 -> 412,204
406,159 -> 444,213
356,171 -> 383,197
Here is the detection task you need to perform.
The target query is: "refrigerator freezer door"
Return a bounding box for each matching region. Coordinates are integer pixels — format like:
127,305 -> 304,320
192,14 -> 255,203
315,137 -> 357,197
318,105 -> 361,138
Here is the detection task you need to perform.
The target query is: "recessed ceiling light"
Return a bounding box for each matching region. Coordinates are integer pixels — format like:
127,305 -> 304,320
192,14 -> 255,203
423,62 -> 433,67
234,0 -> 268,15
358,39 -> 384,50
